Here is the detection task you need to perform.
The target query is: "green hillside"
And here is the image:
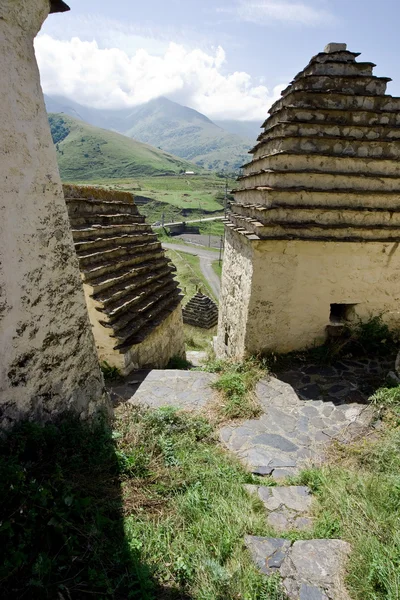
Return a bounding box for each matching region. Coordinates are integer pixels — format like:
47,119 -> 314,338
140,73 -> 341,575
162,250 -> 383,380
45,96 -> 252,172
48,113 -> 197,181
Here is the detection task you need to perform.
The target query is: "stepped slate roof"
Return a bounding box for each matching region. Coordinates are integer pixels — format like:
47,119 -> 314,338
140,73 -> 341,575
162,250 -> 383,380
63,185 -> 183,351
182,292 -> 218,329
227,43 -> 400,243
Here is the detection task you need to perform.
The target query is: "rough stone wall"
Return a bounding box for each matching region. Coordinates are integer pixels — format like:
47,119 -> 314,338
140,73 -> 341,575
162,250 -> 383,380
217,235 -> 400,359
0,0 -> 107,427
216,228 -> 254,358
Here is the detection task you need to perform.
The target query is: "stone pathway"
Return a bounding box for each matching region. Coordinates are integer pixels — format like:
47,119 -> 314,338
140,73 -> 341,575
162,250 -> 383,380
245,485 -> 313,532
220,376 -> 373,480
245,536 -> 351,599
128,369 -> 217,411
124,357 -> 389,599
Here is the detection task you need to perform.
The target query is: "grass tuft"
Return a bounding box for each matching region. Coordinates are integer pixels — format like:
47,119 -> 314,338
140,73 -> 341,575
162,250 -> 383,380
207,357 -> 267,420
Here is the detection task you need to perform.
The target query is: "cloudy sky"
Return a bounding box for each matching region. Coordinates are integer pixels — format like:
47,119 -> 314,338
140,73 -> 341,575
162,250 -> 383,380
37,0 -> 400,122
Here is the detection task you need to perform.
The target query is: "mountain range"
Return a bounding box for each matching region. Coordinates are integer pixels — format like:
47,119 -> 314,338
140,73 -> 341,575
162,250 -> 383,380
48,113 -> 196,181
45,95 -> 258,172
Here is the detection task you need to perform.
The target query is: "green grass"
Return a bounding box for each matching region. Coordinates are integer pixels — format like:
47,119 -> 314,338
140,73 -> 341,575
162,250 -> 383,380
0,408 -> 286,599
62,172 -> 233,225
166,249 -> 216,302
184,324 -> 216,352
292,386 -> 400,600
212,260 -> 223,279
206,358 -> 267,420
197,220 -> 226,237
49,114 -> 196,181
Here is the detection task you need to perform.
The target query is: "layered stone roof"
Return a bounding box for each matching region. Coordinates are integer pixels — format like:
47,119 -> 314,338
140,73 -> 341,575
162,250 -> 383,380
229,43 -> 400,242
182,292 -> 218,329
64,185 -> 182,352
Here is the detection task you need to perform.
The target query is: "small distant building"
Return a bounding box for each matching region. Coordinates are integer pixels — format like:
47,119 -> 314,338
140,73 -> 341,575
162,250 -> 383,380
185,171 -> 195,175
183,292 -> 218,329
217,43 -> 400,359
64,185 -> 185,373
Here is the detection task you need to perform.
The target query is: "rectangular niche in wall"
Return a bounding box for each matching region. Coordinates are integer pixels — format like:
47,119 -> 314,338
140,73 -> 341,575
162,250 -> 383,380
330,303 -> 357,324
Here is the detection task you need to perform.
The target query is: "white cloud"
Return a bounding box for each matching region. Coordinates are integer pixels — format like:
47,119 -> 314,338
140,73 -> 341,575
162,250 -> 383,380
35,34 -> 286,121
220,0 -> 335,26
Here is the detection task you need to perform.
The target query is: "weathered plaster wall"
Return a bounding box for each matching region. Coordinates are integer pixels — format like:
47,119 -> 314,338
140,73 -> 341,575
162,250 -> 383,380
124,305 -> 185,372
216,229 -> 254,357
0,0 -> 108,427
217,232 -> 400,359
84,294 -> 185,374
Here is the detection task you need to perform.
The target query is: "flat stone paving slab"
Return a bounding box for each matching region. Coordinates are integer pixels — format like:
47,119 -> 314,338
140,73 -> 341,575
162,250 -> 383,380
245,536 -> 351,600
128,369 -> 218,411
245,485 -> 313,532
220,376 -> 373,479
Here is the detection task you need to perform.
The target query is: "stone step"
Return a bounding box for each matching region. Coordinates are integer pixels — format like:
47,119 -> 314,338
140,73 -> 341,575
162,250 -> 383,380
85,256 -> 171,295
128,369 -> 218,410
77,241 -> 162,268
115,294 -> 183,349
105,281 -> 179,333
71,223 -> 150,241
238,168 -> 400,192
251,134 -> 400,161
257,120 -> 400,144
69,213 -> 145,227
65,197 -> 140,217
269,88 -> 400,118
245,536 -> 351,599
93,264 -> 174,307
232,203 -> 400,228
263,106 -> 400,132
97,276 -> 179,324
234,186 -> 400,211
296,60 -> 374,79
280,74 -> 390,99
229,212 -> 400,242
243,151 -> 400,178
81,249 -> 165,282
75,232 -> 157,253
245,485 -> 313,532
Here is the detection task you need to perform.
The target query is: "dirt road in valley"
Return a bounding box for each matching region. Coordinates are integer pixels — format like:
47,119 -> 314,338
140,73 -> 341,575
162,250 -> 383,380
162,242 -> 222,300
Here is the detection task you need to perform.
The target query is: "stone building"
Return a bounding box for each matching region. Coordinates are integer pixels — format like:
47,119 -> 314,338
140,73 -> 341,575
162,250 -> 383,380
216,43 -> 400,359
0,0 -> 108,427
64,185 -> 185,374
182,292 -> 219,329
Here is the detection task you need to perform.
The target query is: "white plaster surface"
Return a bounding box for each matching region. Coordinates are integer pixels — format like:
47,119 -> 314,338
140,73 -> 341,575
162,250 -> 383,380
0,0 -> 108,426
217,231 -> 400,358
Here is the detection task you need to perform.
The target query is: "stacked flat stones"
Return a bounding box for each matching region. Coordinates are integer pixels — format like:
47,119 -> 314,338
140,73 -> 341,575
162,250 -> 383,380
64,185 -> 182,351
182,292 -> 218,329
229,42 -> 400,242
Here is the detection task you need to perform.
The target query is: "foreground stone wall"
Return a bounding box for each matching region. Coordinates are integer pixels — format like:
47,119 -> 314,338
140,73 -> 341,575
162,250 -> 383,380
0,0 -> 108,427
217,233 -> 400,359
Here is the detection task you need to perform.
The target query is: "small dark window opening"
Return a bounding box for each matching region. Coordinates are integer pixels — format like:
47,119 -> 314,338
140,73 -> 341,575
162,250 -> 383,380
330,303 -> 356,323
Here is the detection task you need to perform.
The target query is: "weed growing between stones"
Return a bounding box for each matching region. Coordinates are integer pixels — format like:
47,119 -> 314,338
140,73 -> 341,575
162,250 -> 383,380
0,406 -> 286,599
294,386 -> 400,600
206,357 -> 267,420
166,355 -> 193,370
101,360 -> 121,380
